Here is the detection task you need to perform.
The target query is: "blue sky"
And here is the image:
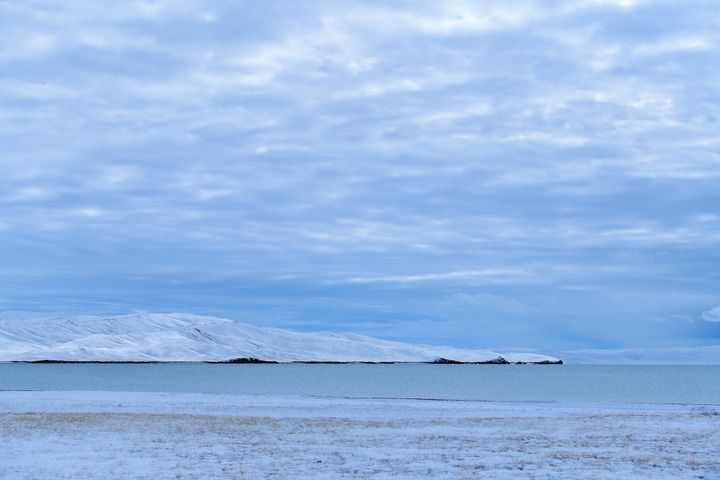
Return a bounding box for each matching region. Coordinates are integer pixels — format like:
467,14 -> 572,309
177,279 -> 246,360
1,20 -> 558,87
2,0 -> 720,350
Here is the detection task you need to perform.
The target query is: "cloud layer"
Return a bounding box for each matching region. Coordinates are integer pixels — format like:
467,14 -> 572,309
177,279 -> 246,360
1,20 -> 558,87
1,0 -> 719,349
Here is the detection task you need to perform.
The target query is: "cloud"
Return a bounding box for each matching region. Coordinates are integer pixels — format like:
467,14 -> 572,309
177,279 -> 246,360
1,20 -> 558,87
701,307 -> 720,323
444,293 -> 533,314
584,0 -> 641,8
633,37 -> 714,56
348,269 -> 532,285
1,0 -> 720,349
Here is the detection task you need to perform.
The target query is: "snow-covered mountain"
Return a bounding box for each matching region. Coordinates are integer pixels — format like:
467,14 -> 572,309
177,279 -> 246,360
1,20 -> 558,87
0,313 -> 561,364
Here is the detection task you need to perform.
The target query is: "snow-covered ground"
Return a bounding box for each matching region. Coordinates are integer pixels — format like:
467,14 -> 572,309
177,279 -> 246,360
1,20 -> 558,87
0,313 -> 559,364
2,391 -> 718,479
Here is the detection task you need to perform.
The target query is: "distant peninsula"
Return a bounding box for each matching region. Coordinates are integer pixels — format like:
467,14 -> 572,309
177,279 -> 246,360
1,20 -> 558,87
0,313 -> 561,364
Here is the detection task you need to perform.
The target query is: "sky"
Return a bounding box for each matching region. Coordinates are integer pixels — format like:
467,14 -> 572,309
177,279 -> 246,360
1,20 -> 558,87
1,0 -> 720,351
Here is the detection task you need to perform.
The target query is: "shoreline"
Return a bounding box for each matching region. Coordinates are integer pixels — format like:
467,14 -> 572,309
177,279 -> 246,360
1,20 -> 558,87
5,357 -> 563,365
2,389 -> 719,409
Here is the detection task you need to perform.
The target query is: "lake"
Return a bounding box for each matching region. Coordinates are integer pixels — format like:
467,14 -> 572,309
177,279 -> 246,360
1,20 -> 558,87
1,363 -> 719,404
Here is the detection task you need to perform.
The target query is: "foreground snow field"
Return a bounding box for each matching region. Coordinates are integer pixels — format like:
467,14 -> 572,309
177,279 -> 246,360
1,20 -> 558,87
1,391 -> 718,479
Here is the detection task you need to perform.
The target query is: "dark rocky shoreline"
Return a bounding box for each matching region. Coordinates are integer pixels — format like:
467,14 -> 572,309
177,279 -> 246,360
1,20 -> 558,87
17,357 -> 563,365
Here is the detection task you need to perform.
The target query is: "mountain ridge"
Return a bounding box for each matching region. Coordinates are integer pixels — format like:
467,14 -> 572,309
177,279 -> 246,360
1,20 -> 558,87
0,313 -> 561,364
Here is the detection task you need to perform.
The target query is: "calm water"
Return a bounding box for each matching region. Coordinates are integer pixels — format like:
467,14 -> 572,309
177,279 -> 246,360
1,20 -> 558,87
1,363 -> 719,404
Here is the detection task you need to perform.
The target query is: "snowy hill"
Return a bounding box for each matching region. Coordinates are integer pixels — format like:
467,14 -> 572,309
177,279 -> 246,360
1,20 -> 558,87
0,313 -> 561,364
